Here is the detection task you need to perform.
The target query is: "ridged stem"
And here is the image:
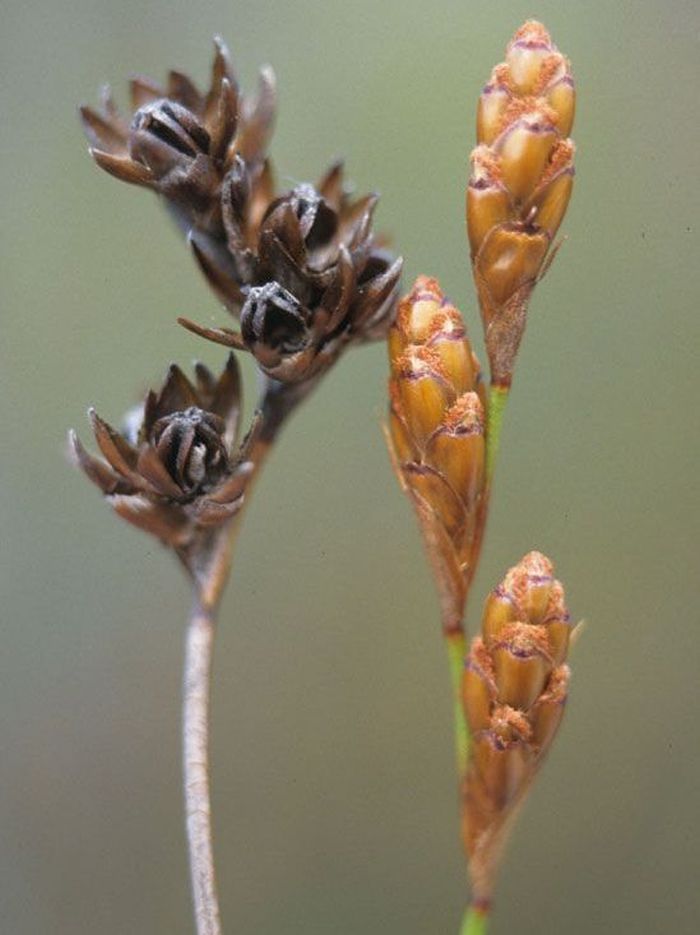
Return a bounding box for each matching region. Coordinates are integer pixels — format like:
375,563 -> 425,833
183,593 -> 223,935
181,379 -> 301,935
460,903 -> 490,935
485,384 -> 510,482
446,631 -> 470,778
183,515 -> 243,935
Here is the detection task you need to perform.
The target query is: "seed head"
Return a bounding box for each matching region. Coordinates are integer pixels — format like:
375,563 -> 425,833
80,39 -> 275,240
81,43 -> 402,386
181,168 -> 402,383
387,277 -> 487,632
69,355 -> 256,547
461,550 -> 573,905
467,22 -> 576,386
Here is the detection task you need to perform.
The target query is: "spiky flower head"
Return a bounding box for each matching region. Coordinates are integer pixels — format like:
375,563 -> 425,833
69,355 -> 255,549
180,165 -> 403,383
462,551 -> 573,907
387,276 -> 487,632
80,38 -> 276,242
467,21 -> 575,386
81,43 -> 402,386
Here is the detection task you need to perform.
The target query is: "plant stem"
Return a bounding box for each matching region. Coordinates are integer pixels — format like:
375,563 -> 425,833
446,631 -> 470,778
181,380 -> 304,935
181,483 -> 262,935
183,591 -> 223,935
485,384 -> 510,482
460,903 -> 490,935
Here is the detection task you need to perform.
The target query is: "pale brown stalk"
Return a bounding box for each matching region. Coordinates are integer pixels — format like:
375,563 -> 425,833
180,387 -> 295,935
183,588 -> 224,935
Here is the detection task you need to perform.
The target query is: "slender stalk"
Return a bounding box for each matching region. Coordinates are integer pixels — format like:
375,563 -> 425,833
183,592 -> 223,935
485,384 -> 509,482
460,903 -> 490,935
181,479 -> 264,934
181,506 -> 259,934
182,517 -> 243,935
446,631 -> 470,778
180,380 -> 302,935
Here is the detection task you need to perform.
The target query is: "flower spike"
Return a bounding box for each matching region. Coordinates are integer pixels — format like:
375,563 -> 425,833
467,21 -> 576,389
387,276 -> 487,633
462,551 -> 574,910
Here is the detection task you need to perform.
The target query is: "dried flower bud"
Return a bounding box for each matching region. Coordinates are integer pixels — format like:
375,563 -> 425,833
149,408 -> 229,497
490,623 -> 553,711
180,169 -> 403,383
467,21 -> 576,386
462,639 -> 497,733
461,551 -> 573,906
530,665 -> 569,750
80,38 -> 276,241
130,99 -> 211,172
386,277 -> 487,631
239,282 -> 316,381
81,46 -> 401,384
69,355 -> 256,548
482,551 -> 572,661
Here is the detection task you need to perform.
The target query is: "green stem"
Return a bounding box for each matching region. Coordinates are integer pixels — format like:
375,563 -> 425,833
485,385 -> 510,482
446,633 -> 470,778
460,903 -> 490,935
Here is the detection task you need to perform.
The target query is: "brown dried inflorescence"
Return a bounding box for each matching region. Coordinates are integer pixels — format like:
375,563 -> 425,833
81,42 -> 402,385
180,168 -> 403,383
467,21 -> 575,386
69,356 -> 255,548
387,276 -> 488,632
462,551 -> 573,906
80,38 -> 275,242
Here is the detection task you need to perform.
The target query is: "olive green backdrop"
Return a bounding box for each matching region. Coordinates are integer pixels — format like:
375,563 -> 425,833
2,0 -> 698,932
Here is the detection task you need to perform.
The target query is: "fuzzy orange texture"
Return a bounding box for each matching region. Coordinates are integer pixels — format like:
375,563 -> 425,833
489,703 -> 533,743
493,622 -> 553,660
541,580 -> 569,623
538,138 -> 575,187
444,393 -> 484,433
396,345 -> 450,383
510,20 -> 553,46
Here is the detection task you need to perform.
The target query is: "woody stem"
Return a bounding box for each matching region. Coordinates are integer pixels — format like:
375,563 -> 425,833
183,586 -> 224,935
183,512 -> 242,935
181,379 -> 304,935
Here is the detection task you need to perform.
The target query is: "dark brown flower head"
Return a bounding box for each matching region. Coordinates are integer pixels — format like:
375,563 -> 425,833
80,38 -> 276,239
150,407 -> 229,497
69,355 -> 256,546
81,45 -> 401,384
239,282 -> 314,381
180,164 -> 403,383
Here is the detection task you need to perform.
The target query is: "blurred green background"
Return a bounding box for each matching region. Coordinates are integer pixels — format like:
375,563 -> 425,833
2,0 -> 698,932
